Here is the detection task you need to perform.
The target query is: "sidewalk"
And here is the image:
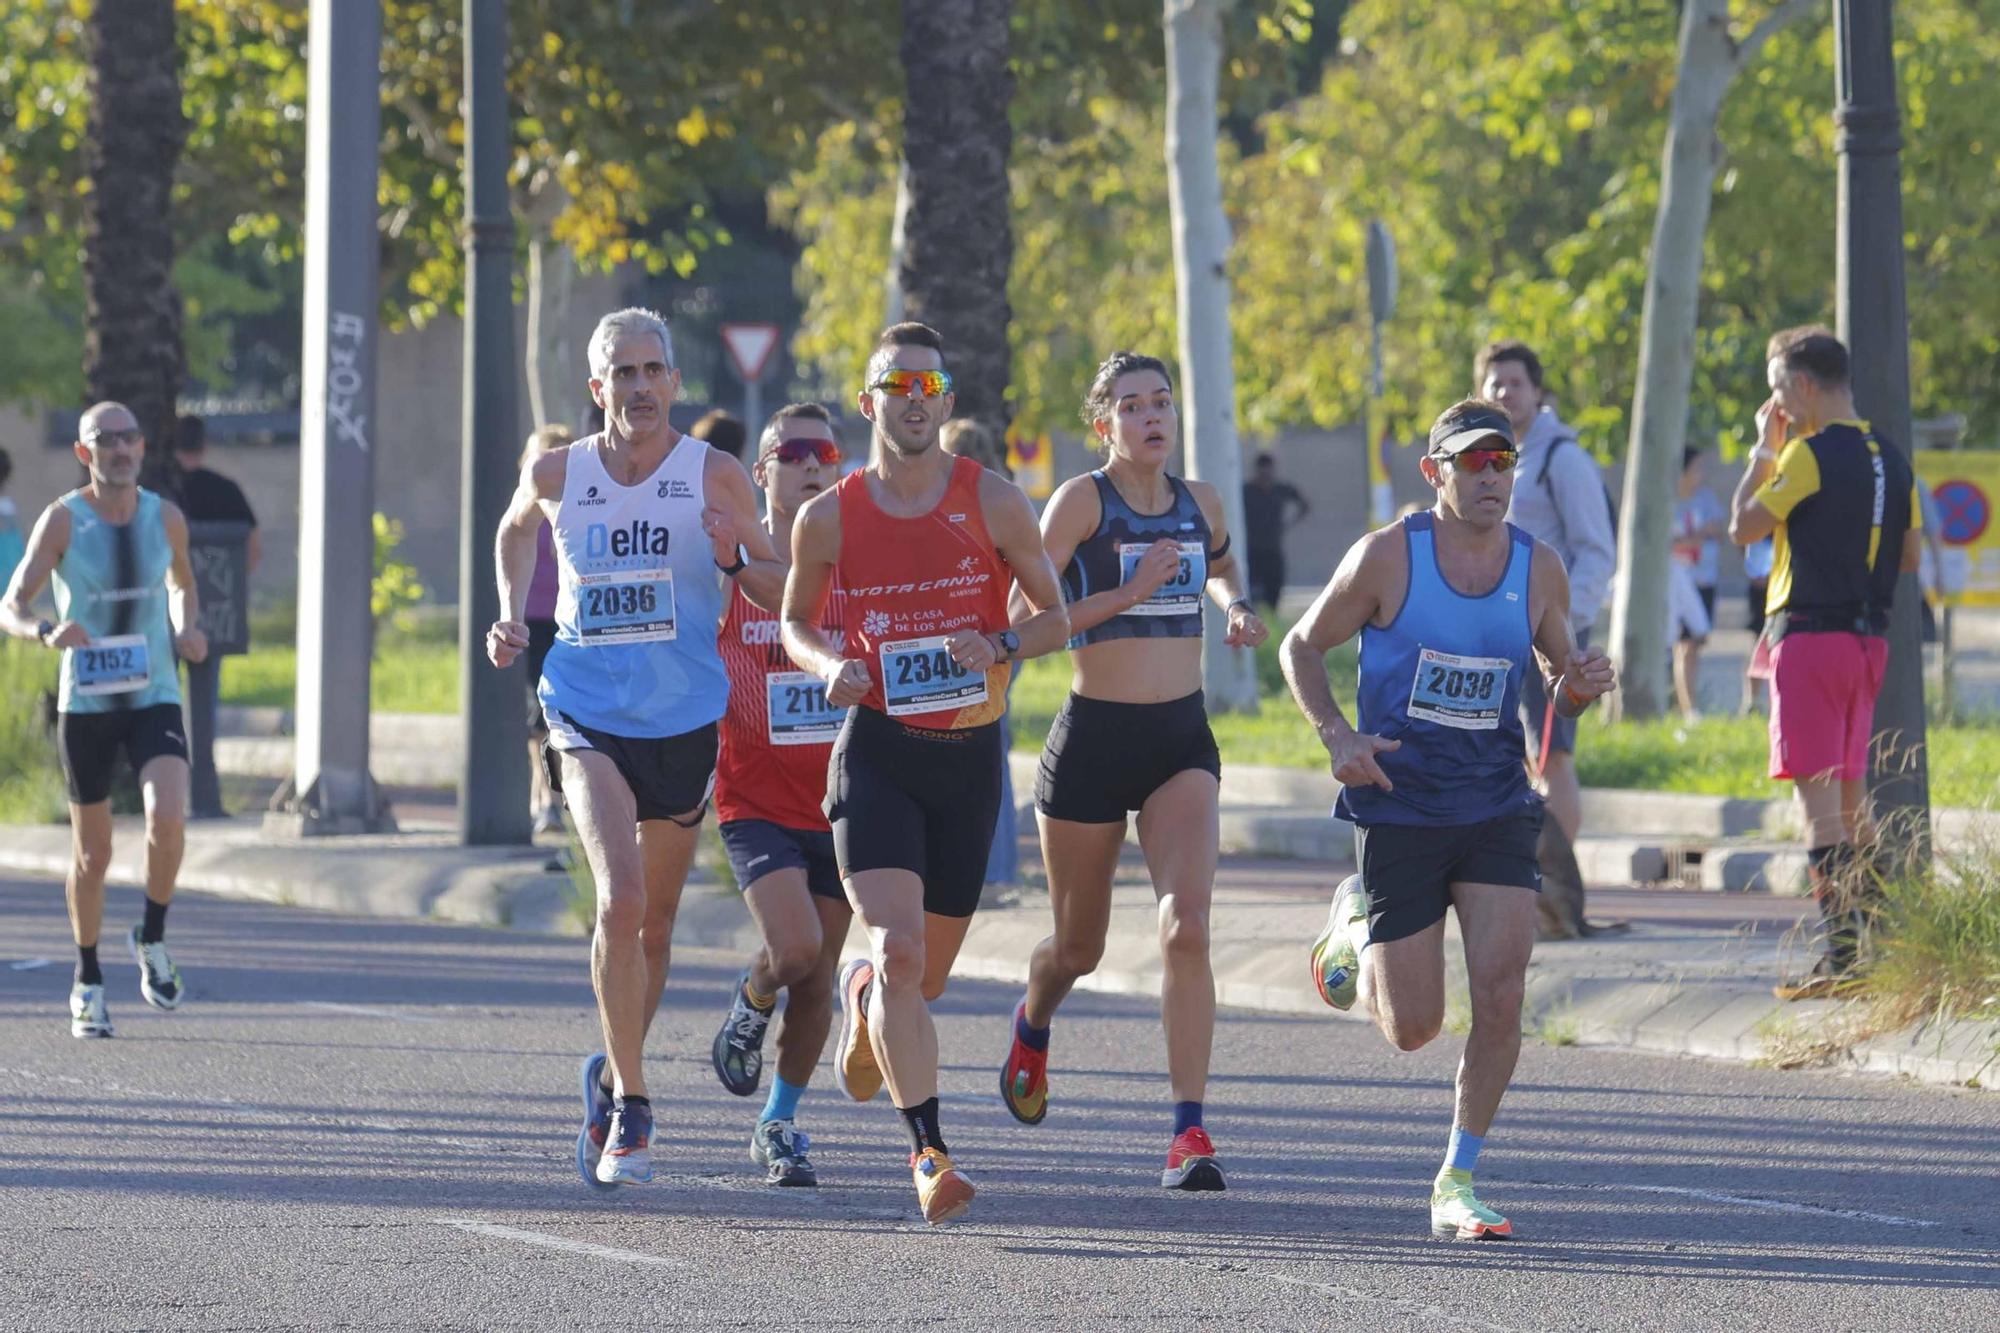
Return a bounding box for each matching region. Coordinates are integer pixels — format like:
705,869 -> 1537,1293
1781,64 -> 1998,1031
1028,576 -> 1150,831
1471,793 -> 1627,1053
0,801 -> 1989,1092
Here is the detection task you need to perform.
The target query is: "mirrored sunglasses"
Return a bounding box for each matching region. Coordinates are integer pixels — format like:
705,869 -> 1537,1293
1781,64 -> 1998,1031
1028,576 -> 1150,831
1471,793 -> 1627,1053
868,369 -> 953,399
766,437 -> 841,466
1442,448 -> 1517,474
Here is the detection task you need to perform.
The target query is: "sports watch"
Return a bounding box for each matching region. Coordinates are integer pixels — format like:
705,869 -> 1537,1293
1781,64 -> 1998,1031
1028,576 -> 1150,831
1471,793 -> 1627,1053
716,544 -> 748,576
994,628 -> 1021,660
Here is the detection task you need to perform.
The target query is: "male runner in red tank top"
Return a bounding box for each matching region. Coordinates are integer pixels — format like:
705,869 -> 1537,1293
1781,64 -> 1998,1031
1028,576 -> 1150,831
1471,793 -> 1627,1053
709,403 -> 852,1187
783,322 -> 1069,1225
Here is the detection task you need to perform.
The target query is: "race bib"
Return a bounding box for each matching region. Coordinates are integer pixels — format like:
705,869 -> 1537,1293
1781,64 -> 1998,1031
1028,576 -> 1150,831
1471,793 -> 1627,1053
766,670 -> 847,746
575,568 -> 676,644
879,634 -> 988,718
73,634 -> 151,696
1118,540 -> 1206,617
1407,647 -> 1510,730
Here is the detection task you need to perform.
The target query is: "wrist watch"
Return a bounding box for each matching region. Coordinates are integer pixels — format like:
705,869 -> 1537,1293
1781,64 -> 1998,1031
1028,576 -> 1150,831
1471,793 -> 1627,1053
1226,597 -> 1253,615
715,543 -> 748,576
35,619 -> 54,646
994,628 -> 1021,660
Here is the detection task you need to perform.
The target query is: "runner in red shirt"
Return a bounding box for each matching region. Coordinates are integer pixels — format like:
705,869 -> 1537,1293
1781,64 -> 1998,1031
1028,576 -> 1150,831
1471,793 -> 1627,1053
708,404 -> 851,1187
782,322 -> 1069,1225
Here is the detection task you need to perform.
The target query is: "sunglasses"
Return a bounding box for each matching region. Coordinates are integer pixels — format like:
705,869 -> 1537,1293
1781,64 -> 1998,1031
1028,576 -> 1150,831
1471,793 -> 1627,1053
1437,448 -> 1518,474
868,369 -> 954,399
765,437 -> 841,466
84,429 -> 143,447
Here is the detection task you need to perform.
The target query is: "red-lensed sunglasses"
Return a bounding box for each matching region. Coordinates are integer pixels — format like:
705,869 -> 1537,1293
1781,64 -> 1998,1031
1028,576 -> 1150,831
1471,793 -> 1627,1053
1439,448 -> 1517,474
765,437 -> 842,466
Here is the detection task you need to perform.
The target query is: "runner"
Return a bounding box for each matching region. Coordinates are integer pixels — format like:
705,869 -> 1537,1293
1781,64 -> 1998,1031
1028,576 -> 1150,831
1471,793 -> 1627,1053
709,402 -> 851,1187
1280,399 -> 1615,1240
998,351 -> 1267,1190
0,403 -> 208,1038
782,322 -> 1069,1224
486,307 -> 780,1187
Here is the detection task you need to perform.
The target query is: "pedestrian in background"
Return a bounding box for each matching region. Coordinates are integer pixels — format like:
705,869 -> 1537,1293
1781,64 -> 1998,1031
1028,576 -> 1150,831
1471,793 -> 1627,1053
691,409 -> 747,461
1240,452 -> 1309,612
1672,446 -> 1725,719
1483,340 -> 1614,849
0,448 -> 23,593
173,415 -> 260,818
521,423 -> 573,834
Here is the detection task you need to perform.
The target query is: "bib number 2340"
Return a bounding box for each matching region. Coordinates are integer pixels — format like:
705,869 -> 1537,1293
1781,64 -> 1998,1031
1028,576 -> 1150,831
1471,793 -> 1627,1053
879,635 -> 988,718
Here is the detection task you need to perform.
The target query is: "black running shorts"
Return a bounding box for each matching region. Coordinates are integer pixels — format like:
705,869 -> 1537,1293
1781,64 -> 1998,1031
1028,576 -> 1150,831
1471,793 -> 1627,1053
1354,803 -> 1543,944
825,706 -> 1001,919
58,704 -> 190,806
1035,689 -> 1221,824
544,712 -> 718,824
719,818 -> 844,902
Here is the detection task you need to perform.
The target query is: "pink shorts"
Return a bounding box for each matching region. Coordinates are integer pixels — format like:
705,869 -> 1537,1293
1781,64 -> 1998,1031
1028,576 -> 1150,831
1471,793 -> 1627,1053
1767,631 -> 1888,782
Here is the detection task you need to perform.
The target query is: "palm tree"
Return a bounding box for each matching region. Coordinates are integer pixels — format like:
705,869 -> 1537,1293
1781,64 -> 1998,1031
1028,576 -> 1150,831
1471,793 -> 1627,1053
897,0 -> 1015,434
82,0 -> 187,488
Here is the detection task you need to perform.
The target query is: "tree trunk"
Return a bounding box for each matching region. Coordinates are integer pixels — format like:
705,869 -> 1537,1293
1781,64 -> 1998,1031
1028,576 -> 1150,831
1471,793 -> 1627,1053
898,0 -> 1014,434
82,0 -> 188,489
525,231 -> 578,431
1609,0 -> 1813,719
883,157 -> 913,328
1166,0 -> 1258,711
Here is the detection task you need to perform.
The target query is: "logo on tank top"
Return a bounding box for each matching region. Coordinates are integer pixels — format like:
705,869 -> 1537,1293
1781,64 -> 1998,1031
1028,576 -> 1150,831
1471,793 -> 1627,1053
584,519 -> 672,559
658,478 -> 695,500
577,485 -> 606,508
948,513 -> 967,522
741,619 -> 785,646
863,609 -> 893,638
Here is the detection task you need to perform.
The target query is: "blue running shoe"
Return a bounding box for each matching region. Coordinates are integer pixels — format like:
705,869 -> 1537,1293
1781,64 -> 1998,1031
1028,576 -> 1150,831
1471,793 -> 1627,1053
575,1053 -> 616,1190
597,1098 -> 654,1186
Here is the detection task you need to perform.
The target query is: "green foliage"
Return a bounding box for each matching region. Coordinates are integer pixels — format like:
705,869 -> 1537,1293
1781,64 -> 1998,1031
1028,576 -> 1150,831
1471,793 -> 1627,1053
0,639 -> 66,824
1859,848 -> 2000,1036
371,513 -> 426,633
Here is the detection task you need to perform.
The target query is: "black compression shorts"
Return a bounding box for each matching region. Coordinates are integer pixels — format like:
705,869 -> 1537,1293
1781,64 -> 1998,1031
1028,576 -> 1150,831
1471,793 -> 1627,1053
1035,690 -> 1220,824
58,704 -> 190,807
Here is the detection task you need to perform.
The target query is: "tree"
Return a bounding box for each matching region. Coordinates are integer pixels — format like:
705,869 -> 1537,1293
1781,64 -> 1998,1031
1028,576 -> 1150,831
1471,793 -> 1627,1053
1607,0 -> 1817,721
82,0 -> 188,481
897,0 -> 1017,433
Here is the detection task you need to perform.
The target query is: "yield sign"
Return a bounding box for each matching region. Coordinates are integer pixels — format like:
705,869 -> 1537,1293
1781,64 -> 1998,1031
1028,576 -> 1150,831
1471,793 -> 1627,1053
720,323 -> 782,383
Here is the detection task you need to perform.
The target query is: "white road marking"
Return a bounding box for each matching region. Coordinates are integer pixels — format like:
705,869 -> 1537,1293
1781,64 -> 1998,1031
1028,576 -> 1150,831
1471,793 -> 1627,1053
1542,1179 -> 1938,1229
300,1000 -> 443,1024
8,958 -> 53,970
436,1218 -> 677,1267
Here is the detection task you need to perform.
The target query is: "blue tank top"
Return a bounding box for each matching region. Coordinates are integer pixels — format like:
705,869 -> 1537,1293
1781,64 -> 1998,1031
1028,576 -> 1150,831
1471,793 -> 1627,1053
537,434 -> 729,738
1061,471 -> 1213,648
53,488 -> 181,714
1336,512 -> 1535,827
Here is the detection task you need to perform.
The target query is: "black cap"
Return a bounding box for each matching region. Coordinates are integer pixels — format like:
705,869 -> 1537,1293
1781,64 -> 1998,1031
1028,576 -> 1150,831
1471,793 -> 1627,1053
1428,403 -> 1516,456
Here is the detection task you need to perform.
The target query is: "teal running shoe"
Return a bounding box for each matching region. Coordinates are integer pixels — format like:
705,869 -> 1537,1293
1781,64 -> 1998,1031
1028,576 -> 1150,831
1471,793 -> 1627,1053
1310,875 -> 1368,1010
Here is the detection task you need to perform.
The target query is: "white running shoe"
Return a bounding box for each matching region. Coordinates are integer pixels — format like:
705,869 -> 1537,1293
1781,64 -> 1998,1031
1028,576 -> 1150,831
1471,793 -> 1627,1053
127,925 -> 184,1010
70,982 -> 114,1038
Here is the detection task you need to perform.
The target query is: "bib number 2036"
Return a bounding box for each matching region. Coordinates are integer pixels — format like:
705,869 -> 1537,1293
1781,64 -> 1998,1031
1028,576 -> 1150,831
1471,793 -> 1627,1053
1406,647 -> 1509,731
576,568 -> 676,644
879,635 -> 988,718
73,633 -> 152,696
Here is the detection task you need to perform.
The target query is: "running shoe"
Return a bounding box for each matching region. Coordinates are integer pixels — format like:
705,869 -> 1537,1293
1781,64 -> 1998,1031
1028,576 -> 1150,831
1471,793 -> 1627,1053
575,1053 -> 616,1190
1431,1168 -> 1512,1240
1309,874 -> 1369,1011
69,982 -> 113,1039
127,925 -> 183,1010
1161,1126 -> 1226,1191
596,1099 -> 654,1186
999,1000 -> 1050,1125
711,971 -> 771,1096
834,957 -> 883,1102
750,1117 -> 818,1187
911,1147 -> 975,1225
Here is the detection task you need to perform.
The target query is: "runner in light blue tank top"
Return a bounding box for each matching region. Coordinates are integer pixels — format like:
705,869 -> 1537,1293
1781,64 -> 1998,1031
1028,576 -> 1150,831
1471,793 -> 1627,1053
53,487 -> 181,713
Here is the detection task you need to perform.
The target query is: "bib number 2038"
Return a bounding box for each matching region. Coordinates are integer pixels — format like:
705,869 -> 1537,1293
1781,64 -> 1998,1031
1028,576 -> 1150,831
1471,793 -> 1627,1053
1406,647 -> 1509,731
879,635 -> 988,718
73,633 -> 152,696
576,568 -> 676,644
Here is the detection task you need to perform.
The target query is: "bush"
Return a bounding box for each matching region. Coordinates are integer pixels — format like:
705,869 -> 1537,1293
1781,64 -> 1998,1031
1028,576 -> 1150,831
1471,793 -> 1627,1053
1858,843 -> 2000,1037
0,639 -> 66,823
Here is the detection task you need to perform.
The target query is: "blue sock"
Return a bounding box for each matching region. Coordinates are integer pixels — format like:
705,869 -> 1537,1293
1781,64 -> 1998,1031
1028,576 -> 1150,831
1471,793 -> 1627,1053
1445,1126 -> 1484,1173
1014,1003 -> 1050,1052
1173,1100 -> 1203,1135
760,1074 -> 806,1125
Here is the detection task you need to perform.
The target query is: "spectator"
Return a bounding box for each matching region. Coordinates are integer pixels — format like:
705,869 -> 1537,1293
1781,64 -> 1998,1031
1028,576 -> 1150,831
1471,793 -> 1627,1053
173,415 -> 260,818
1241,452 -> 1309,610
1740,534 -> 1774,715
1672,446 -> 1725,719
1483,340 -> 1615,847
521,424 -> 573,835
1729,325 -> 1920,1001
0,447 -> 23,593
690,409 -> 747,461
940,417 -> 1018,888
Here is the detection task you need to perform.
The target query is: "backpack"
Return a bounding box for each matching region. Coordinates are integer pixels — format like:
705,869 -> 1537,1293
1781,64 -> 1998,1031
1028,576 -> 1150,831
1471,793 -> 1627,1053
1539,433 -> 1619,541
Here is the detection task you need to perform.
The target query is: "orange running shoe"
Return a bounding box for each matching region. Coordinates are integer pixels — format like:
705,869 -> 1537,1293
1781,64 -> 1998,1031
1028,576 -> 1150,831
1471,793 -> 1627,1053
834,957 -> 883,1102
999,1001 -> 1049,1125
1161,1126 -> 1226,1191
911,1147 -> 976,1225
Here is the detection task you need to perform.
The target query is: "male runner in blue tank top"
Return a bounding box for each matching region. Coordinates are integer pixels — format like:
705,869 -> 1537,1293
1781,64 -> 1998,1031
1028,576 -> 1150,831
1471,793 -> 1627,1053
1,403 -> 208,1039
487,307 -> 782,1187
1281,399 -> 1615,1240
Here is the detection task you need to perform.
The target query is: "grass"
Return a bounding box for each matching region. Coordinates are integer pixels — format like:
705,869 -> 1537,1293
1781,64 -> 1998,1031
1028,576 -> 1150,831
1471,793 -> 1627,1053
0,640 -> 65,824
221,608 -> 462,715
1857,845 -> 2000,1041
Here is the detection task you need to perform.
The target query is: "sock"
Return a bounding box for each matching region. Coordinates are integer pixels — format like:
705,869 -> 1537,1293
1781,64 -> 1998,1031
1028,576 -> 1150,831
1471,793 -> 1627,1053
1172,1100 -> 1203,1136
141,898 -> 169,945
1807,842 -> 1860,965
615,1094 -> 650,1113
1014,1003 -> 1050,1052
761,1074 -> 806,1124
743,977 -> 776,1012
76,945 -> 103,987
1445,1126 -> 1485,1174
898,1096 -> 947,1157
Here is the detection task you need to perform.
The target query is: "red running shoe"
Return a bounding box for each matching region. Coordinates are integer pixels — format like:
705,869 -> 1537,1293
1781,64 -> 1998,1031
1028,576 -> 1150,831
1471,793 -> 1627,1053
1161,1126 -> 1226,1191
999,1001 -> 1049,1125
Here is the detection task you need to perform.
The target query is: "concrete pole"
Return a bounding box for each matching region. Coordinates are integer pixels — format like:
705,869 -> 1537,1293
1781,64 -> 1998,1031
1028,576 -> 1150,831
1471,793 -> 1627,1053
1834,0 -> 1930,852
459,0 -> 531,845
273,0 -> 391,836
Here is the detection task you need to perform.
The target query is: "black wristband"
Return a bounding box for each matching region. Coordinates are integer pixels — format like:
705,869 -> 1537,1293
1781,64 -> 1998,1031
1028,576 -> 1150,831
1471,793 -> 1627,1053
34,619 -> 54,645
1226,597 -> 1253,616
715,544 -> 747,576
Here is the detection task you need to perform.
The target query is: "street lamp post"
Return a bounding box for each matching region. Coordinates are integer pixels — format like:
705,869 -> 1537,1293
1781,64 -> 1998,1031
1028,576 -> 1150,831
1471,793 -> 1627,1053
1833,0 -> 1929,853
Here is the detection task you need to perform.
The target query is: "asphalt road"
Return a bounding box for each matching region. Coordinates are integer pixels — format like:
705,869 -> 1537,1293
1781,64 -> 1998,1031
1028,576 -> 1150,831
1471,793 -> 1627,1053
2,876 -> 1995,1332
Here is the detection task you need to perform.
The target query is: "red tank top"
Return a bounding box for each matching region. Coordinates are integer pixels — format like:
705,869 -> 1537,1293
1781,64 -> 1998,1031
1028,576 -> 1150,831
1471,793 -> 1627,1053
715,576 -> 847,829
835,454 -> 1012,730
